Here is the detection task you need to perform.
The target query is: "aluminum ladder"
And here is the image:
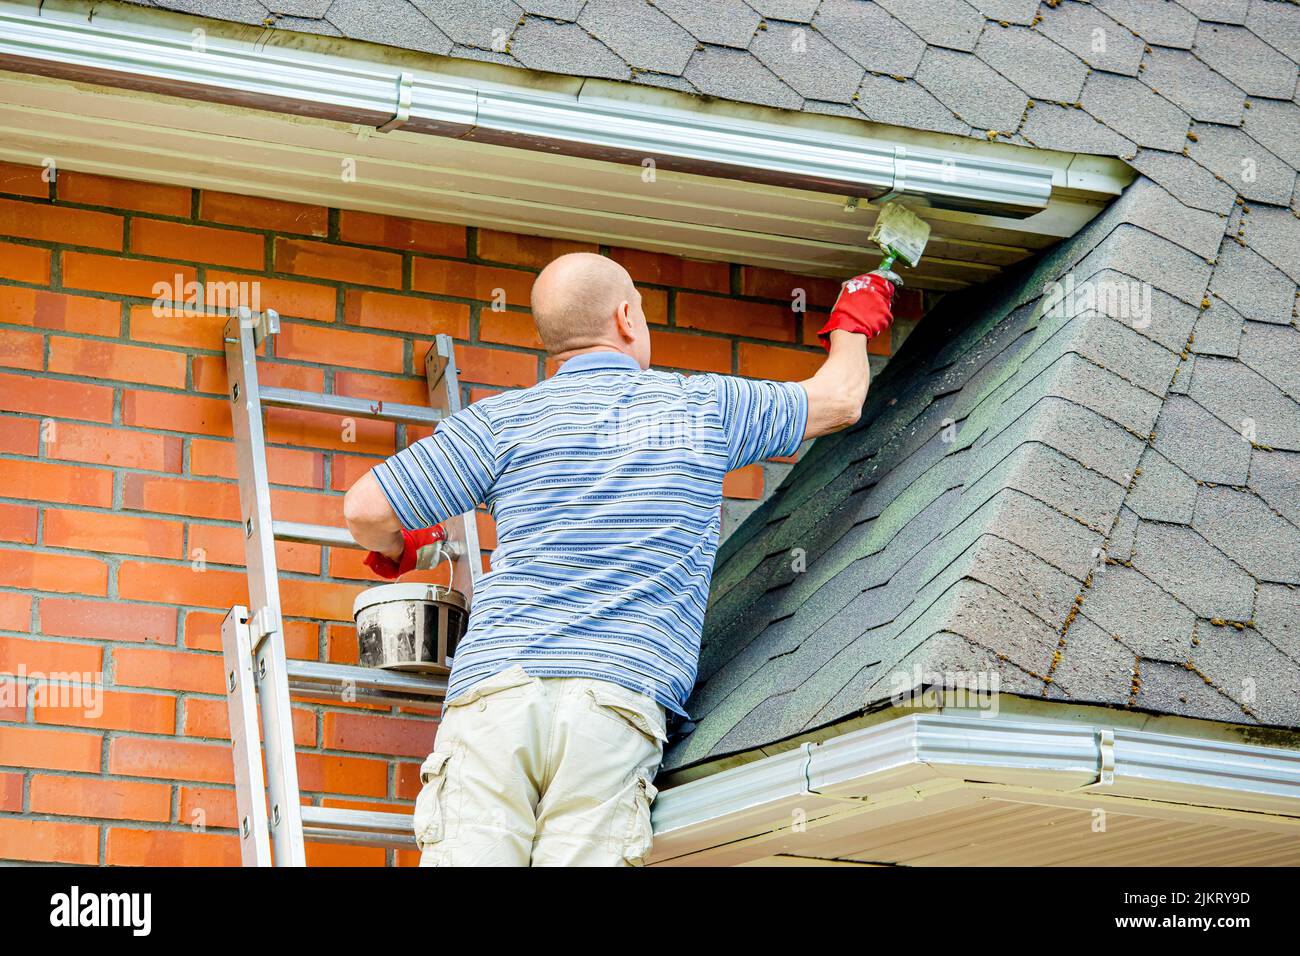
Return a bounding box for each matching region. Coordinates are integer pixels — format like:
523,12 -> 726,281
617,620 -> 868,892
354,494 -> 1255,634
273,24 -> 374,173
220,307 -> 481,866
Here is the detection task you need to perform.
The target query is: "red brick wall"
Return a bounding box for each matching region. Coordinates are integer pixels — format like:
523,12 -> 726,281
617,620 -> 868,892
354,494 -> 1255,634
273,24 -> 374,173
0,160 -> 924,865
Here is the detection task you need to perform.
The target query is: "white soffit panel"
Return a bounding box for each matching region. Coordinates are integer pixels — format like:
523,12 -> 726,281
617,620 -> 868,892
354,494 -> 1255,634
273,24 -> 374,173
0,1 -> 1132,289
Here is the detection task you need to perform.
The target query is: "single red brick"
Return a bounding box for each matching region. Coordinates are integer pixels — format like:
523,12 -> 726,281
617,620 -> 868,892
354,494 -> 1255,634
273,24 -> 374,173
677,292 -> 798,342
0,329 -> 42,371
274,322 -> 404,373
0,503 -> 38,546
0,548 -> 109,596
29,774 -> 171,822
108,735 -> 233,785
306,841 -> 387,867
412,258 -> 533,306
0,160 -> 49,199
650,329 -> 732,373
106,827 -> 239,866
35,687 -> 176,735
476,230 -> 595,268
47,336 -> 186,388
343,288 -> 470,337
334,370 -> 428,407
0,817 -> 98,864
127,303 -> 228,351
326,624 -> 359,665
116,561 -> 247,611
609,247 -> 730,292
121,473 -> 239,521
0,196 -> 122,250
265,407 -> 395,457
62,251 -> 197,299
642,287 -> 669,325
0,371 -> 113,422
47,422 -> 182,473
130,218 -> 265,270
339,210 -> 466,256
0,593 -> 31,632
0,288 -> 121,337
296,752 -> 388,797
0,771 -> 21,811
0,636 -> 103,675
275,237 -> 401,288
0,416 -> 39,456
200,191 -> 327,235
479,310 -> 543,350
736,342 -> 824,381
0,726 -> 101,772
455,344 -> 537,388
59,171 -> 190,216
0,240 -> 51,283
205,270 -> 337,323
280,578 -> 364,622
189,438 -> 323,488
322,712 -> 437,758
722,465 -> 764,500
45,509 -> 186,560
0,459 -> 113,507
187,523 -> 321,575
177,786 -> 237,830
121,390 -> 231,436
40,598 -> 177,645
182,697 -> 315,746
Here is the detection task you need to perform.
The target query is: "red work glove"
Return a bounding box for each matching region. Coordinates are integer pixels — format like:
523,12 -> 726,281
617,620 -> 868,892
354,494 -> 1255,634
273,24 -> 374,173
816,272 -> 896,350
363,524 -> 447,580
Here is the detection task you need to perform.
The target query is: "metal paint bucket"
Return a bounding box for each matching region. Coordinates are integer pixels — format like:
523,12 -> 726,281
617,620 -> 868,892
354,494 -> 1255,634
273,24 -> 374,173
352,583 -> 468,674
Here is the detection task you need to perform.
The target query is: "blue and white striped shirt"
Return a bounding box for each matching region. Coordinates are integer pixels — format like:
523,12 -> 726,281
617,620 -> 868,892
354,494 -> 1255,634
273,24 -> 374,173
371,351 -> 808,717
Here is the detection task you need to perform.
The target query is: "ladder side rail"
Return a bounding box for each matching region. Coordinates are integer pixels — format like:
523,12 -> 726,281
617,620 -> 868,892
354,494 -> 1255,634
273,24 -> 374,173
221,606 -> 273,866
223,314 -> 307,867
425,333 -> 484,603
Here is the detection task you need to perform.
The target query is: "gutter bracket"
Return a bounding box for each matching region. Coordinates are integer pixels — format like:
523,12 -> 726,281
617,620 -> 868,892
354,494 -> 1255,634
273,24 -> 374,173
376,71 -> 413,133
798,742 -> 872,807
1077,728 -> 1116,790
877,145 -> 907,204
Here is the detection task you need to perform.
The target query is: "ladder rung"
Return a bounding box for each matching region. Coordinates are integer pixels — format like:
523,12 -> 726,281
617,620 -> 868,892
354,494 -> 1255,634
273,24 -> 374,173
261,386 -> 444,426
300,806 -> 415,850
286,659 -> 447,708
273,520 -> 360,550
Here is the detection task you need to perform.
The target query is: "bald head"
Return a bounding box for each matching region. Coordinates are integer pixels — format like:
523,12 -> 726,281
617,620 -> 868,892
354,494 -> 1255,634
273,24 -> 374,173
530,253 -> 639,356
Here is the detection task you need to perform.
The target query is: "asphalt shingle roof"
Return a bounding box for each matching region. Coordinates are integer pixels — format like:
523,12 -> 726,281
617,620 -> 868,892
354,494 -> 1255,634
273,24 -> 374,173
128,0 -> 1300,766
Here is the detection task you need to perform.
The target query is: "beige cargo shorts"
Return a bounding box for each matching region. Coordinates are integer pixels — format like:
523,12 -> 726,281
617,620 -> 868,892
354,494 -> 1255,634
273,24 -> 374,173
412,665 -> 668,867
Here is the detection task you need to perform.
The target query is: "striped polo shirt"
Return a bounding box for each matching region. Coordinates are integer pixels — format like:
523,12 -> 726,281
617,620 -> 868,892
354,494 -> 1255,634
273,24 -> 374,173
371,350 -> 808,717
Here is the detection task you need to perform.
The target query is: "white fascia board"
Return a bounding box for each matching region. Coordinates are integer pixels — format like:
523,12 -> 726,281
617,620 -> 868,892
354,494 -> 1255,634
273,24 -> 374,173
649,712 -> 1300,860
0,0 -> 1054,218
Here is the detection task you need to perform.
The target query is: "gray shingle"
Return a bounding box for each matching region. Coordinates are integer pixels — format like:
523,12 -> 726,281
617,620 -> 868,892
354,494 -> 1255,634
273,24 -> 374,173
1135,660 -> 1251,723
1243,99 -> 1300,170
1178,0 -> 1249,26
1208,238 -> 1298,326
1194,623 -> 1300,725
1245,0 -> 1300,62
1153,395 -> 1252,484
1140,47 -> 1246,126
509,17 -> 631,78
1194,486 -> 1300,584
874,0 -> 984,52
412,0 -> 522,49
974,25 -> 1089,102
749,21 -> 865,103
682,45 -> 803,109
1094,0 -> 1199,49
745,0 -> 821,22
1085,70 -> 1194,155
1021,101 -> 1137,158
914,48 -> 1028,132
1191,299 -> 1243,358
813,0 -> 926,76
1240,322 -> 1300,403
1045,613 -> 1136,701
326,0 -> 453,53
1250,449 -> 1300,529
1193,22 -> 1299,100
270,14 -> 341,34
1079,564 -> 1197,658
154,0 -> 270,25
1129,447 -> 1198,523
1129,149 -> 1238,215
577,0 -> 696,74
653,0 -> 761,48
853,73 -> 970,136
1189,355 -> 1300,452
1131,520 -> 1256,620
1037,1 -> 1146,76
967,0 -> 1038,25
1253,582 -> 1300,658
1239,204 -> 1300,283
1187,124 -> 1298,206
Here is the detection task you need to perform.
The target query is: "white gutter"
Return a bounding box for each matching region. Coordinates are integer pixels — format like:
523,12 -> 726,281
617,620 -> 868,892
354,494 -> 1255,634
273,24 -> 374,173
649,712 -> 1300,863
0,0 -> 1054,217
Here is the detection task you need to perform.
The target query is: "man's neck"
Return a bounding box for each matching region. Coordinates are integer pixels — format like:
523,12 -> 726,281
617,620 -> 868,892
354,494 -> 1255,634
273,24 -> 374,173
549,344 -> 626,365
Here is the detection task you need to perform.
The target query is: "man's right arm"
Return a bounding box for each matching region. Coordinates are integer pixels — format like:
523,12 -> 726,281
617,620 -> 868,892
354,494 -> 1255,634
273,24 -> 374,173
798,329 -> 871,439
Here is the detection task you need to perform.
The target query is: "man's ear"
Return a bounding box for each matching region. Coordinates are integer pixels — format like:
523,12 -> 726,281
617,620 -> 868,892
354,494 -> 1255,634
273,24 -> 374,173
614,301 -> 635,341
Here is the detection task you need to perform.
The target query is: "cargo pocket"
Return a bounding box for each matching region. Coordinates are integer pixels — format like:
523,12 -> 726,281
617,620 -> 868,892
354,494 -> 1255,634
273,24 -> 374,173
621,768 -> 658,866
412,750 -> 453,850
586,686 -> 668,747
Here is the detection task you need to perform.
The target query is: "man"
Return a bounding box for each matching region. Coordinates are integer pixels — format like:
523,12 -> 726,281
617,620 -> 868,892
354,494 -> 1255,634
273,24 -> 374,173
343,252 -> 895,866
